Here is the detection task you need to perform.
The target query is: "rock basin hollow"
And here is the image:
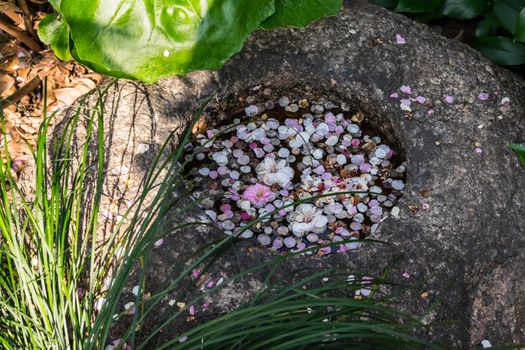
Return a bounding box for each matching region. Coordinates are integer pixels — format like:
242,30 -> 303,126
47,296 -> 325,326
184,93 -> 407,255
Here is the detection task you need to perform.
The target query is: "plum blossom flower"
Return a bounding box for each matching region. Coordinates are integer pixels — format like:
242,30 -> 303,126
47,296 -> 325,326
289,204 -> 328,237
256,157 -> 294,187
242,184 -> 275,207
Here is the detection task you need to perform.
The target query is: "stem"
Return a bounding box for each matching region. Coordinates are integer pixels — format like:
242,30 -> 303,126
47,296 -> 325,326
0,17 -> 42,52
1,74 -> 42,107
17,0 -> 38,40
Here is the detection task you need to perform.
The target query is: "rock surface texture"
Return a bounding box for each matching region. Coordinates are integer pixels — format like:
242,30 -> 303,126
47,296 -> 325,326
71,1 -> 525,348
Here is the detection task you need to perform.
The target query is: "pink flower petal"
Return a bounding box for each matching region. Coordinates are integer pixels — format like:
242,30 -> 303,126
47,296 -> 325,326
400,85 -> 412,94
390,92 -> 399,99
415,96 -> 426,104
475,147 -> 482,154
478,92 -> 489,101
154,239 -> 164,248
444,95 -> 454,104
395,34 -> 406,44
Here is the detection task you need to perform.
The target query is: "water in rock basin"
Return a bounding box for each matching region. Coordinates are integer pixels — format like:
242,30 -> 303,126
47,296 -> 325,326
185,96 -> 406,256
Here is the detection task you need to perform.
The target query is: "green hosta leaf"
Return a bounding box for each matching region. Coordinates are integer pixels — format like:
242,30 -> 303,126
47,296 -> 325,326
475,13 -> 500,38
261,0 -> 343,29
493,0 -> 523,34
51,0 -> 276,83
369,0 -> 398,9
510,143 -> 525,167
516,8 -> 525,42
394,0 -> 444,13
37,14 -> 71,61
472,36 -> 525,65
440,0 -> 490,19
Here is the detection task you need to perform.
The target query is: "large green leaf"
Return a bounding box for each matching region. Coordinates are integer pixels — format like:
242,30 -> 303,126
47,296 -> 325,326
472,36 -> 525,65
49,0 -> 277,83
369,0 -> 398,10
516,8 -> 525,42
493,0 -> 523,34
475,13 -> 500,38
261,0 -> 343,29
510,143 -> 525,167
394,0 -> 444,13
440,0 -> 490,19
37,14 -> 71,61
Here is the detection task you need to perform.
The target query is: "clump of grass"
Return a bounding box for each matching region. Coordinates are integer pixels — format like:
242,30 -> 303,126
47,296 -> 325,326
0,85 -> 107,349
0,84 -> 441,350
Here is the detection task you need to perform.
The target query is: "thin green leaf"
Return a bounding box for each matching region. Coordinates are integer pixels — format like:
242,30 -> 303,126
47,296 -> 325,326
261,0 -> 343,29
509,143 -> 525,167
440,0 -> 490,19
471,36 -> 525,65
394,0 -> 445,13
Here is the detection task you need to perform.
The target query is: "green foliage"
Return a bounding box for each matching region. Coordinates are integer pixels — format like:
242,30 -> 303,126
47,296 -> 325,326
0,86 -> 106,349
394,0 -> 444,13
261,0 -> 342,29
372,0 -> 525,67
510,143 -> 525,167
472,36 -> 525,65
37,14 -> 70,61
38,0 -> 342,83
441,0 -> 490,19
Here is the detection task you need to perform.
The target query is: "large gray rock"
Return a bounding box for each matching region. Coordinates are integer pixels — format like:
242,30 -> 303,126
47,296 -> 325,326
72,1 -> 525,348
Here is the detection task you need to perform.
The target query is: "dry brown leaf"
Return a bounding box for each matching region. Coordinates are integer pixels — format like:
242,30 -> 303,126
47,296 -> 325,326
0,72 -> 15,96
53,85 -> 91,106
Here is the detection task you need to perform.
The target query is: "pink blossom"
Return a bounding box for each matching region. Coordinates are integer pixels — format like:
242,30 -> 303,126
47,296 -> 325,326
478,92 -> 489,101
444,95 -> 454,104
189,305 -> 195,316
402,272 -> 410,279
475,147 -> 483,154
191,269 -> 200,278
242,184 -> 275,207
390,92 -> 399,98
